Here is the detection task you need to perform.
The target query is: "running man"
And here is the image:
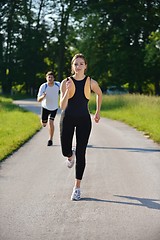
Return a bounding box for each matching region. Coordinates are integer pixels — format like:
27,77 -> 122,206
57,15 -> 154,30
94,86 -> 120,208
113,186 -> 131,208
37,71 -> 60,146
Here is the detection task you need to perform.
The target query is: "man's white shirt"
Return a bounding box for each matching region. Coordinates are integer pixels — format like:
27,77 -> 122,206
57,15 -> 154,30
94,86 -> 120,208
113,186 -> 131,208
37,82 -> 60,110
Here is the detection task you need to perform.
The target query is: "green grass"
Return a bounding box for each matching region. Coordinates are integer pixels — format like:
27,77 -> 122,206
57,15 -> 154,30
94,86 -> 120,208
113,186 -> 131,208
89,94 -> 160,144
0,96 -> 41,161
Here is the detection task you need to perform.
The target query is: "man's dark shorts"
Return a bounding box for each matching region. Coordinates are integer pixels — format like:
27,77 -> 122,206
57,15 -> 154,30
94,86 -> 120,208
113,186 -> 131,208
41,107 -> 58,123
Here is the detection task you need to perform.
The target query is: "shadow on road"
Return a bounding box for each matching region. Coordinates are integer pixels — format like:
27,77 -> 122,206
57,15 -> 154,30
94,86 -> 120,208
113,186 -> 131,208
81,195 -> 160,210
87,145 -> 160,153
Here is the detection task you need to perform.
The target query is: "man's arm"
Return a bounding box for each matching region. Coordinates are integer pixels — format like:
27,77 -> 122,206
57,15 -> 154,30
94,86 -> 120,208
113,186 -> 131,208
37,85 -> 46,102
37,92 -> 46,102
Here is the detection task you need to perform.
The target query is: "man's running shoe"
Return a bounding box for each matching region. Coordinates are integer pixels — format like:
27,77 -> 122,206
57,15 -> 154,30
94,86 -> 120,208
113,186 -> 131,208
47,140 -> 53,146
71,188 -> 81,201
66,149 -> 75,168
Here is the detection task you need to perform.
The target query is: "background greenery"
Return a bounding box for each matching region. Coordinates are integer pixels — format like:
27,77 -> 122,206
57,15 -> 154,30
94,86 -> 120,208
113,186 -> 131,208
0,0 -> 160,96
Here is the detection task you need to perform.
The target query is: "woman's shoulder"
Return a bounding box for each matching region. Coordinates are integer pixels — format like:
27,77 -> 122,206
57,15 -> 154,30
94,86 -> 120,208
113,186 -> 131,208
61,77 -> 73,84
89,78 -> 100,91
88,77 -> 97,85
61,77 -> 69,83
85,76 -> 97,89
86,76 -> 96,82
60,77 -> 70,90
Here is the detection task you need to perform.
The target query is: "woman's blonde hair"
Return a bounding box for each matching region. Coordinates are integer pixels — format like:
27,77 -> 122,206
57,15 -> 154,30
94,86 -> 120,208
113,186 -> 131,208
71,53 -> 87,74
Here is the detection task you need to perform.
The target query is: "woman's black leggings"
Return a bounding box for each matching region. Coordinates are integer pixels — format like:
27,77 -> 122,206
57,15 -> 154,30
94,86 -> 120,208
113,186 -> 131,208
60,113 -> 92,180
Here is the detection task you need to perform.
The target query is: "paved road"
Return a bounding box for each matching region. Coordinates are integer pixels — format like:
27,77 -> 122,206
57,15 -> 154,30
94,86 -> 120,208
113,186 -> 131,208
0,99 -> 160,240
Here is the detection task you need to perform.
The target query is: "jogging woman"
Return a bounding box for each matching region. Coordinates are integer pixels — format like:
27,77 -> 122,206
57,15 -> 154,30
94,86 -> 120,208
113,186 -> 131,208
60,53 -> 102,200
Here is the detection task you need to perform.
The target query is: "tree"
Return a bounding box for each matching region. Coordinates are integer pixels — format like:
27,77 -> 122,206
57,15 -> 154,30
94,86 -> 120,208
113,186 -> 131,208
74,0 -> 160,93
0,0 -> 159,95
47,0 -> 88,81
0,0 -> 51,94
144,31 -> 160,95
0,0 -> 24,94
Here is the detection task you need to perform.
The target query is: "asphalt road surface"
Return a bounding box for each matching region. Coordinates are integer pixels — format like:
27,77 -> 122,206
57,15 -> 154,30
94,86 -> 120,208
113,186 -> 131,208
0,99 -> 160,240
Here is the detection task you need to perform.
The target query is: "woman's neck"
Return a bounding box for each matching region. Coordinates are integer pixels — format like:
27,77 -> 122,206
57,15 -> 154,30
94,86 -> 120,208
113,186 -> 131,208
73,73 -> 85,80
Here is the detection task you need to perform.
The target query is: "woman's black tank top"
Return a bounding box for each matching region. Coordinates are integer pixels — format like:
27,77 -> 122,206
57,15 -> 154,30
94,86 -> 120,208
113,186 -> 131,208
64,76 -> 90,117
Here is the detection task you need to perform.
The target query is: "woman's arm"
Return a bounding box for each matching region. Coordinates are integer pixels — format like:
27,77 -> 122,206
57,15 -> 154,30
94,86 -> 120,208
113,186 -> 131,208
60,78 -> 72,110
91,79 -> 103,123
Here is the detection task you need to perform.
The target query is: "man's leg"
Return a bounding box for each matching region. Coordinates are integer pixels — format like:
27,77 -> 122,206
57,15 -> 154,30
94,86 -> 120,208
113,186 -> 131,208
48,119 -> 54,141
41,120 -> 47,127
47,109 -> 58,146
41,108 -> 48,127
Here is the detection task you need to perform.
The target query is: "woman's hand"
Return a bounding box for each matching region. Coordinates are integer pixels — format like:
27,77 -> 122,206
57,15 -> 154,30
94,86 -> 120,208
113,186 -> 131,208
66,78 -> 72,91
94,111 -> 100,123
91,79 -> 102,123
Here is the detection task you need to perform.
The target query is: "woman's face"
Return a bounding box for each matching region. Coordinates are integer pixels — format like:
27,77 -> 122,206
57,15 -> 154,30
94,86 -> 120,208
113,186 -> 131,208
72,57 -> 87,74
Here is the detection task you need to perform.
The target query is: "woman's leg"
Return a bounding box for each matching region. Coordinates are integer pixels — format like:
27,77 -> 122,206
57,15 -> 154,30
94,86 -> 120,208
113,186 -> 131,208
75,115 -> 92,181
70,115 -> 91,200
60,114 -> 75,157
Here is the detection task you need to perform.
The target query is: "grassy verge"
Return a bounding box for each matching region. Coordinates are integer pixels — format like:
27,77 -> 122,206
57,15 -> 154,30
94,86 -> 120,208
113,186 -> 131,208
0,96 -> 41,161
89,94 -> 160,144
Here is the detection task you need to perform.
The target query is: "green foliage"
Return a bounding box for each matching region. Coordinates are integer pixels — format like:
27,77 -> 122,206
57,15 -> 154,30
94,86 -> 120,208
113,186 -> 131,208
144,31 -> 160,95
75,0 -> 160,94
145,31 -> 160,65
0,0 -> 160,95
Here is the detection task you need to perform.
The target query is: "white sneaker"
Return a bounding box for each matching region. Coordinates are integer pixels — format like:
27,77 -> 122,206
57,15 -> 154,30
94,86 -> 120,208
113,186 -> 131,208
66,149 -> 75,168
71,188 -> 81,201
